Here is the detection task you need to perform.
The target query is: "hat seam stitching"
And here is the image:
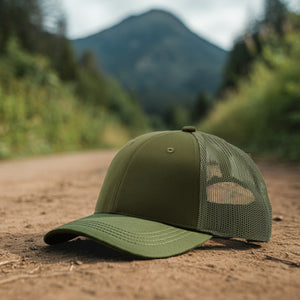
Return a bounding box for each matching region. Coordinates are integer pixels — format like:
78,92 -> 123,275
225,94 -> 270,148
61,224 -> 195,246
190,132 -> 201,230
110,132 -> 163,211
70,217 -> 182,236
192,131 -> 207,230
70,222 -> 187,241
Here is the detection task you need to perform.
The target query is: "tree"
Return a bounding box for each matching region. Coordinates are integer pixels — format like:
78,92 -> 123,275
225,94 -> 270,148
219,0 -> 289,94
191,91 -> 211,122
79,50 -> 100,75
264,0 -> 288,35
163,105 -> 190,129
0,0 -> 77,81
0,0 -> 44,53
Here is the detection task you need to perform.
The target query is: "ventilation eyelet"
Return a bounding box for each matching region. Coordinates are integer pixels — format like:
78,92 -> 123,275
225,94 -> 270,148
167,147 -> 175,153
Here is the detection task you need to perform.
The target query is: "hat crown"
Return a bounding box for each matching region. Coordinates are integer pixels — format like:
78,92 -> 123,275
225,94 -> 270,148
95,130 -> 272,241
95,131 -> 200,229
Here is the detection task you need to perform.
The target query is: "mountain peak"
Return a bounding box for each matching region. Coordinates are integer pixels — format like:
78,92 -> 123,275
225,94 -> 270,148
73,9 -> 228,114
124,8 -> 181,20
114,8 -> 187,34
135,8 -> 182,20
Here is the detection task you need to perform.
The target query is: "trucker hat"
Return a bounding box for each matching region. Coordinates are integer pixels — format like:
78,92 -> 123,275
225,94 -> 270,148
44,127 -> 272,258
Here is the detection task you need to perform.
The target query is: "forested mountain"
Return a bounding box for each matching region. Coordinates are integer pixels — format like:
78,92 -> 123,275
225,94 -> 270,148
73,9 -> 228,114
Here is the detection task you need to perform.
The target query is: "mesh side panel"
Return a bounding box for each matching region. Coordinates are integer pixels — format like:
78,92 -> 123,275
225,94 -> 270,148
193,131 -> 272,241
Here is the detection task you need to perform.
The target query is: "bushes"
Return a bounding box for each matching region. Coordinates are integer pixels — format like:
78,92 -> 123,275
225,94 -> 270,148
0,39 -> 149,159
200,30 -> 300,160
0,1 -> 150,160
1,78 -> 97,158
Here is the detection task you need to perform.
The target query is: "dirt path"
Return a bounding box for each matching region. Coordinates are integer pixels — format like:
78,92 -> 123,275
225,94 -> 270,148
0,151 -> 299,300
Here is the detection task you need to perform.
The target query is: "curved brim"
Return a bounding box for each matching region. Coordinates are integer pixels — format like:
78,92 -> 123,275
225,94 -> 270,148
44,213 -> 212,258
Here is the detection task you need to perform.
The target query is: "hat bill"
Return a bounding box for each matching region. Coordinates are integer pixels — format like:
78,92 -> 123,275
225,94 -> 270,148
44,213 -> 212,258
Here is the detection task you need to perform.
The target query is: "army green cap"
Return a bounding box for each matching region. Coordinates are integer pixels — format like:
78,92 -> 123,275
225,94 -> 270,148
44,127 -> 272,258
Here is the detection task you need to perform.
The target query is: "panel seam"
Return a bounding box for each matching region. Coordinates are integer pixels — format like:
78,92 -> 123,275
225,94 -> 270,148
192,132 -> 207,230
113,132 -> 171,211
189,132 -> 200,229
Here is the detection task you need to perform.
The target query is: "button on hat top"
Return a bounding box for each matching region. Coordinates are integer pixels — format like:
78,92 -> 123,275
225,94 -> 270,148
182,126 -> 196,132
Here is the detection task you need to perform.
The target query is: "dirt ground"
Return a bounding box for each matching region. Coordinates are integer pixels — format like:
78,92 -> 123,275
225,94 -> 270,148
0,150 -> 299,300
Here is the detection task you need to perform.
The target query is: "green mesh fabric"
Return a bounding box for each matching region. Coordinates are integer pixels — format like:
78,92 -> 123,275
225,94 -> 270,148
193,131 -> 272,241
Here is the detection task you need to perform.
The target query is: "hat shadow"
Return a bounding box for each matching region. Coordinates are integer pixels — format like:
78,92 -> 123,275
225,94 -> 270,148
197,237 -> 262,251
42,237 -> 139,262
1,232 -> 136,264
1,232 -> 261,265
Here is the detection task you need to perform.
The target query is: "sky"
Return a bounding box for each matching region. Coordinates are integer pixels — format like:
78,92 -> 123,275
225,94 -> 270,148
60,0 -> 300,50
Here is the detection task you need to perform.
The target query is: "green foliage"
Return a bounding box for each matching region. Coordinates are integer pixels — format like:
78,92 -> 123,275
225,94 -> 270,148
163,105 -> 191,130
76,51 -> 108,106
0,37 -> 57,86
219,0 -> 289,93
0,39 -> 149,159
200,27 -> 300,160
76,50 -> 149,130
264,0 -> 288,35
0,0 -> 43,53
191,92 -> 212,122
0,0 -> 150,159
220,33 -> 262,92
161,91 -> 212,129
0,0 -> 78,81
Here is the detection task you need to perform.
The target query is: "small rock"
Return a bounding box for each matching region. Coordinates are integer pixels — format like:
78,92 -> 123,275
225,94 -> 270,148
273,215 -> 283,221
74,260 -> 83,265
81,288 -> 96,295
29,246 -> 38,250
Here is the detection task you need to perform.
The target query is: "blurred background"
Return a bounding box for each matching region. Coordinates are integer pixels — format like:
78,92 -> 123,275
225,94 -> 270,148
0,0 -> 299,160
